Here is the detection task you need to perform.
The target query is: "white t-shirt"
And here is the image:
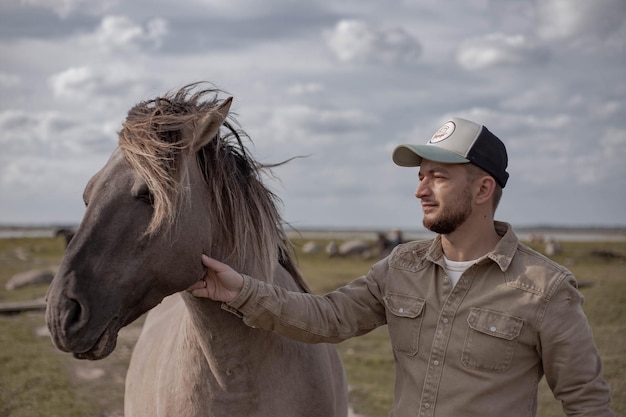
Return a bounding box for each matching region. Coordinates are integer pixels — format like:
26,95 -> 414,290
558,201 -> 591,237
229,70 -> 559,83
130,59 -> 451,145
443,256 -> 477,287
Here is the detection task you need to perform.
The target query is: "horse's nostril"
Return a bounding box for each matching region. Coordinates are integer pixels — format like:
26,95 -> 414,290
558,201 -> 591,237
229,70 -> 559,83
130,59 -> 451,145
46,291 -> 92,353
63,297 -> 87,335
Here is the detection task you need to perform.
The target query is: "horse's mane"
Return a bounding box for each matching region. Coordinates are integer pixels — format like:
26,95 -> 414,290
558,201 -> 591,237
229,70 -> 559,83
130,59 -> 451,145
118,83 -> 306,288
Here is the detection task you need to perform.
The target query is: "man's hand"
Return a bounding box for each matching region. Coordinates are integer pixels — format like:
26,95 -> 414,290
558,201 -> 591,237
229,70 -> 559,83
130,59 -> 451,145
188,255 -> 244,302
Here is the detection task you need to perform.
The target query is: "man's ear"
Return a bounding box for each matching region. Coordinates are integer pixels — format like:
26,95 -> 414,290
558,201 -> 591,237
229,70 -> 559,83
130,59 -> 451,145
475,175 -> 496,206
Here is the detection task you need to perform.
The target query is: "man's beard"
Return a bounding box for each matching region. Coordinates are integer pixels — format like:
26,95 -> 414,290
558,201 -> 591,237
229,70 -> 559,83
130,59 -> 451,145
422,188 -> 473,235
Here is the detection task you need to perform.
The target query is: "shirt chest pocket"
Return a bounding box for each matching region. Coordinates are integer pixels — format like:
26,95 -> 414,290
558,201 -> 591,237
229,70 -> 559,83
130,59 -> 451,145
462,307 -> 524,372
384,293 -> 426,356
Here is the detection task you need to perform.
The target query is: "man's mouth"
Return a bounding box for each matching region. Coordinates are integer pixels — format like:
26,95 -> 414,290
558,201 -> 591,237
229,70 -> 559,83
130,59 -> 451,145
421,201 -> 437,212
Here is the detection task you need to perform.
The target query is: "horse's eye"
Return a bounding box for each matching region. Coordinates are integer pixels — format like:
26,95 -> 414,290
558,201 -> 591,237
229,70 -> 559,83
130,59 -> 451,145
134,184 -> 154,206
137,190 -> 154,205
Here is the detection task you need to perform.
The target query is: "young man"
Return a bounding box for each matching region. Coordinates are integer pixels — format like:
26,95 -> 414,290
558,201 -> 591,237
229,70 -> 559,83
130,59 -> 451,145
189,117 -> 615,417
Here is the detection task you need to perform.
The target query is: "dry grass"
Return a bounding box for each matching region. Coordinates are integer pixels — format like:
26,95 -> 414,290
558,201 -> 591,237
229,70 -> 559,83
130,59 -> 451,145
291,238 -> 626,417
0,235 -> 624,417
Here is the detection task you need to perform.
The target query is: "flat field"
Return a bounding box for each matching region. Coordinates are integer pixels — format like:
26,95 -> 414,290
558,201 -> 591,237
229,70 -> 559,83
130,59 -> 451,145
0,234 -> 624,417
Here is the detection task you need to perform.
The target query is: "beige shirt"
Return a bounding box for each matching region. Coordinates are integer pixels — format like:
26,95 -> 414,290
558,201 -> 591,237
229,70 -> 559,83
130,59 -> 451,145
443,256 -> 475,286
225,222 -> 615,417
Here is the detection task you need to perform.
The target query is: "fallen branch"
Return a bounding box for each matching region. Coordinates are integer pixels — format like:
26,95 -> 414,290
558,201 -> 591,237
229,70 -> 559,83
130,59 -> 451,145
0,300 -> 47,314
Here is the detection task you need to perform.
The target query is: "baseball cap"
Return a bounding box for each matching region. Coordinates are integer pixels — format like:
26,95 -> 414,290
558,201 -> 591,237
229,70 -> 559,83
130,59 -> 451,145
392,117 -> 509,188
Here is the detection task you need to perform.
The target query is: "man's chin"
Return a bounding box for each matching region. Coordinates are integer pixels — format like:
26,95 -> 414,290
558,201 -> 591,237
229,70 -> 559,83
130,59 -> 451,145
423,220 -> 455,235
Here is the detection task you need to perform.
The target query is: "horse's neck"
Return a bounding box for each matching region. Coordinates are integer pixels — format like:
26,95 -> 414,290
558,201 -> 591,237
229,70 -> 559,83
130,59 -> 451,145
180,261 -> 303,357
179,262 -> 280,341
165,264 -> 308,413
182,294 -> 257,353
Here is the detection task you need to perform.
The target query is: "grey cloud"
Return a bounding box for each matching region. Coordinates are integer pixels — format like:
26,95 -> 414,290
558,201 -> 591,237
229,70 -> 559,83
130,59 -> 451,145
536,0 -> 626,53
156,9 -> 337,54
252,104 -> 377,150
325,19 -> 422,66
0,2 -> 99,40
456,34 -> 550,70
19,0 -> 117,18
1,1 -> 335,53
1,0 -> 624,227
0,110 -> 116,157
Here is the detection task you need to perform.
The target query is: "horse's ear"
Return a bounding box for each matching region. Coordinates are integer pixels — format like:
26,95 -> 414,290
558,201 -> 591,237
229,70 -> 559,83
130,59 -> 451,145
191,97 -> 233,153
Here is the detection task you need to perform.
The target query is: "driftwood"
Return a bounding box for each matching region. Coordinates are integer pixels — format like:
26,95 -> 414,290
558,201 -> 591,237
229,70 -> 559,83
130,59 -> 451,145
0,299 -> 47,314
5,269 -> 56,290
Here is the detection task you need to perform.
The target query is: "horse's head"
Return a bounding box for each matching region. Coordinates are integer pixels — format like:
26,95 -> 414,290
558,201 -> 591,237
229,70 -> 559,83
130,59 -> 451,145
46,84 -> 288,360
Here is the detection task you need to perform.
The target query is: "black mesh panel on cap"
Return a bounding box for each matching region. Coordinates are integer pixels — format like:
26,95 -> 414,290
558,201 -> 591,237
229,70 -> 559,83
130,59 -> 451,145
466,127 -> 509,187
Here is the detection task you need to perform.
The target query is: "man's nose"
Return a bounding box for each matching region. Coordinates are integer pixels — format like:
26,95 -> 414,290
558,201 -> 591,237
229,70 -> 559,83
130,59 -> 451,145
415,179 -> 428,199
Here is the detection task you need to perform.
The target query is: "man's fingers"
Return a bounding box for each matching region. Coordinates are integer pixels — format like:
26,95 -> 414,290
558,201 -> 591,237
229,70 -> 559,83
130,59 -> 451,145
201,254 -> 229,272
190,287 -> 210,298
188,280 -> 207,291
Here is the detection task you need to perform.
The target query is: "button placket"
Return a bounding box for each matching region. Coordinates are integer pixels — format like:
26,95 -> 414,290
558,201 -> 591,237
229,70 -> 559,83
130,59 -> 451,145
418,268 -> 473,417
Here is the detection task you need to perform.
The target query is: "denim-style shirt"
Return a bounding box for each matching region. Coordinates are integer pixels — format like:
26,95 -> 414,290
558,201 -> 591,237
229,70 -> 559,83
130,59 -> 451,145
225,222 -> 615,417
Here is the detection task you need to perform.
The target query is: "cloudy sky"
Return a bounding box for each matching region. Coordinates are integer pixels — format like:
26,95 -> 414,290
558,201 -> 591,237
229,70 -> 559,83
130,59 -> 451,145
1,0 -> 625,232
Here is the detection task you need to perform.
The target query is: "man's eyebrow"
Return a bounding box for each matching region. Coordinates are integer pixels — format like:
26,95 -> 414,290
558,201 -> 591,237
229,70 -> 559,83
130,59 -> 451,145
419,165 -> 452,175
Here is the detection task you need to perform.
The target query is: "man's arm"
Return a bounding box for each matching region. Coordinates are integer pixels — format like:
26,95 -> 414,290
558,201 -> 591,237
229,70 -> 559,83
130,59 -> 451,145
540,275 -> 615,417
189,255 -> 388,344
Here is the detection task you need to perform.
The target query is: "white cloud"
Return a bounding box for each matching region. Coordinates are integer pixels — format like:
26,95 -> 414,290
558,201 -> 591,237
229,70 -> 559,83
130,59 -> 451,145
536,0 -> 626,51
325,19 -> 422,65
0,109 -> 116,156
49,66 -> 94,98
257,104 -> 377,147
456,33 -> 549,70
48,63 -> 148,100
90,15 -> 168,50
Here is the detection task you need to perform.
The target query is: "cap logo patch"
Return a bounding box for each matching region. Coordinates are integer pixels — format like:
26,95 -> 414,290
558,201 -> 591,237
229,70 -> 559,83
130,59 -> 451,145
429,121 -> 456,143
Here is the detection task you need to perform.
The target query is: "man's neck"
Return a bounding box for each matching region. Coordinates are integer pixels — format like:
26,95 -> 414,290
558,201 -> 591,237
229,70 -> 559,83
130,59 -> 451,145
440,218 -> 501,261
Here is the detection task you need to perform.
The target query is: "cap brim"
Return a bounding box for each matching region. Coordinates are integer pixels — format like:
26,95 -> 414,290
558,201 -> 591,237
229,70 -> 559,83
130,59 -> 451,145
392,144 -> 470,167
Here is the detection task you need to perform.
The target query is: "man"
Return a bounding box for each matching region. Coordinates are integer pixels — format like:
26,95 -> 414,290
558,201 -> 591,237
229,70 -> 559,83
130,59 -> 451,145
189,117 -> 615,417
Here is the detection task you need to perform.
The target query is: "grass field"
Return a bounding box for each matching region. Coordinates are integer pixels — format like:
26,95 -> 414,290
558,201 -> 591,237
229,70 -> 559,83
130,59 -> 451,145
0,234 -> 624,416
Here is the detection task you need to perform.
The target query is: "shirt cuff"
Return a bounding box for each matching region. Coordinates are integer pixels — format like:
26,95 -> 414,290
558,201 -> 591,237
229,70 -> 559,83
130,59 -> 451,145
221,273 -> 255,317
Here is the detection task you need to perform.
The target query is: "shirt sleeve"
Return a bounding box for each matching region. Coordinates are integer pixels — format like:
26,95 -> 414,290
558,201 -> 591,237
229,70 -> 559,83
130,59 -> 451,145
539,274 -> 615,417
224,261 -> 389,344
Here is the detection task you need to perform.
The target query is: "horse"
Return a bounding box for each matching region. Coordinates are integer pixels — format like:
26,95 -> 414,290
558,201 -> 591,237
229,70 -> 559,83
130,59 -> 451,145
45,83 -> 348,417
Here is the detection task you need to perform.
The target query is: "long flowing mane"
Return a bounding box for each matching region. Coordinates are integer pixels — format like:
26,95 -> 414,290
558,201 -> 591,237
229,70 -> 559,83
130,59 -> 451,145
118,83 -> 301,285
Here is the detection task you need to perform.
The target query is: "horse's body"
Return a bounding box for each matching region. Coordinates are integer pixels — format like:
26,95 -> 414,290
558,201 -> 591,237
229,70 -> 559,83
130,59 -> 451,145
45,84 -> 348,417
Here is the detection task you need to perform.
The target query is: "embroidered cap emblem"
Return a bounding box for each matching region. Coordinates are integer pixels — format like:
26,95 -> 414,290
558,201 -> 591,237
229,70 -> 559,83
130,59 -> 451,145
430,121 -> 456,143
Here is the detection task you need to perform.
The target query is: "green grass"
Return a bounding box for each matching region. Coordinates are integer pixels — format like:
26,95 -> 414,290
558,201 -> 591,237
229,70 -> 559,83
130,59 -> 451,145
0,314 -> 97,417
1,236 -> 624,417
0,236 -> 97,417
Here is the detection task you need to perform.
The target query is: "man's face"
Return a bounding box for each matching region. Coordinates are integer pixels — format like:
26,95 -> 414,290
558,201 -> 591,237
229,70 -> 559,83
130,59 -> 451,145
415,160 -> 473,235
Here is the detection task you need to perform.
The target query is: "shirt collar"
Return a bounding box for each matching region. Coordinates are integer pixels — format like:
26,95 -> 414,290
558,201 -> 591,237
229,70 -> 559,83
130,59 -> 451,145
425,221 -> 518,272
